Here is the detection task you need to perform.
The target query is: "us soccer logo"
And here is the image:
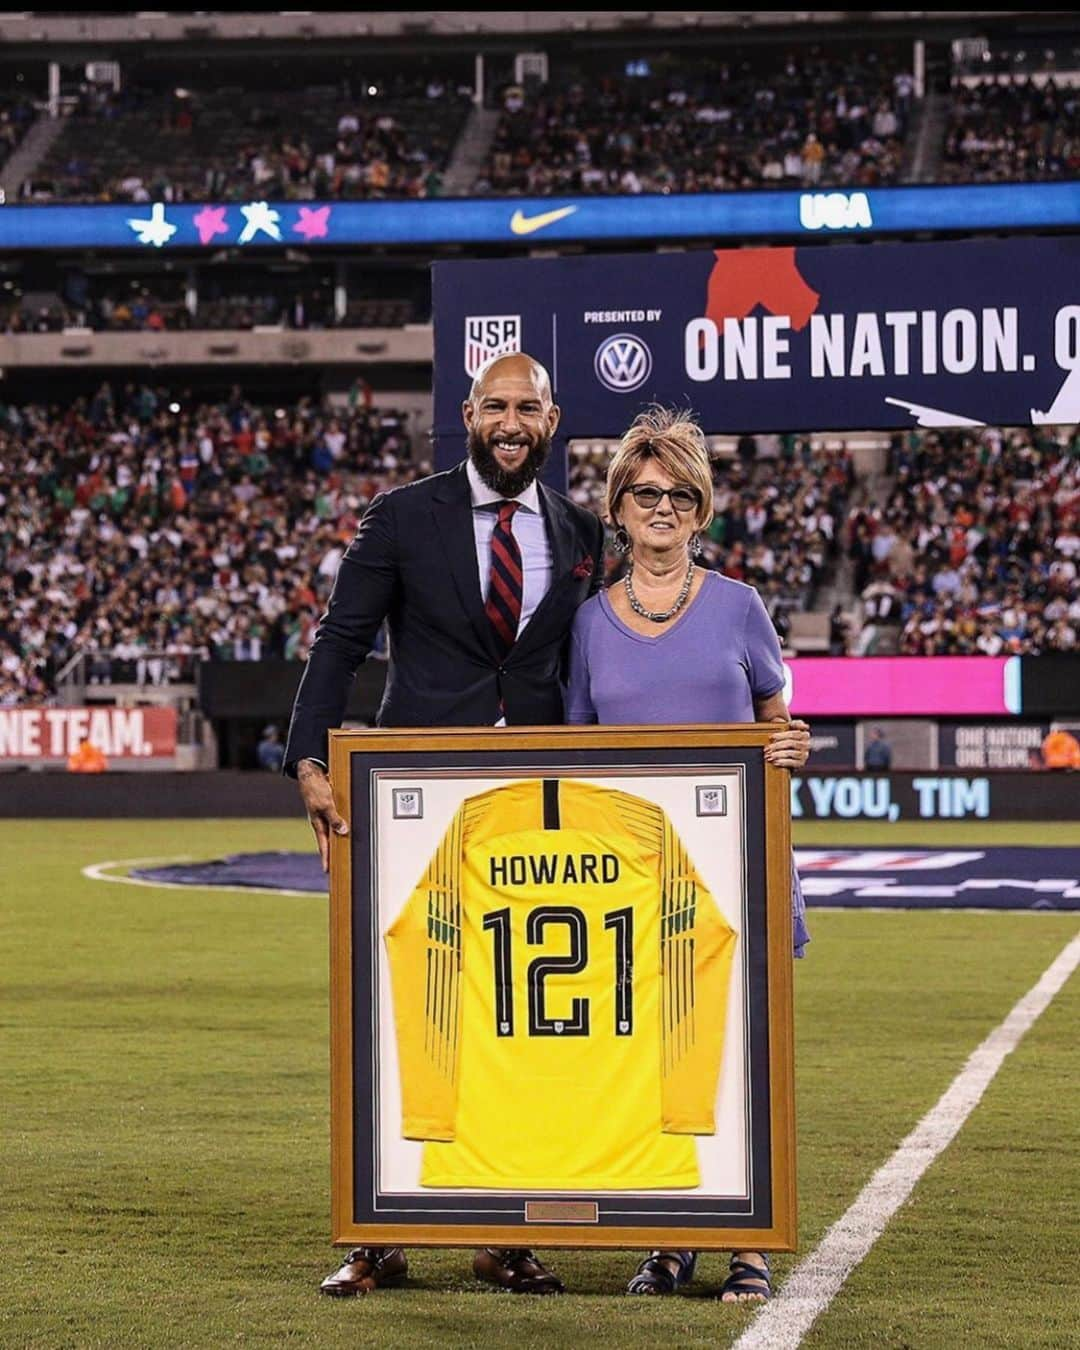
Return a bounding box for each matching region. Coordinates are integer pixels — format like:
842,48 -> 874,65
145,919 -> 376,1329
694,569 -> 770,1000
464,315 -> 521,377
392,787 -> 424,819
696,784 -> 728,817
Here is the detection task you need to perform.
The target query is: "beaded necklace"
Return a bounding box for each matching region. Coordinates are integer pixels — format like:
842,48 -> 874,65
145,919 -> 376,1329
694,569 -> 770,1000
624,557 -> 695,623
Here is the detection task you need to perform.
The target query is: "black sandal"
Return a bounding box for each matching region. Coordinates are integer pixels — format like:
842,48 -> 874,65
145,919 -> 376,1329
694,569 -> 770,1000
720,1252 -> 771,1302
626,1249 -> 697,1295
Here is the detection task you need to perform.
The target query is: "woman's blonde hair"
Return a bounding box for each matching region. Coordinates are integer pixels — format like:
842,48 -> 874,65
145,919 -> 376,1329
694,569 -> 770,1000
605,405 -> 715,530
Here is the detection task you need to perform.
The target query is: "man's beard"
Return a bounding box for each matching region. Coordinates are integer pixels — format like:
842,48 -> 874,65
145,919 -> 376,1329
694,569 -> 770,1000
467,428 -> 552,498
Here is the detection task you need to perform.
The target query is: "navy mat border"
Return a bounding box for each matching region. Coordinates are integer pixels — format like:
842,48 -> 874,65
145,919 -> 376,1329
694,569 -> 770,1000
350,746 -> 773,1231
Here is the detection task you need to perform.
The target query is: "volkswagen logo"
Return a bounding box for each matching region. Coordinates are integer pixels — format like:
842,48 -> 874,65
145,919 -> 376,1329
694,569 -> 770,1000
594,332 -> 652,392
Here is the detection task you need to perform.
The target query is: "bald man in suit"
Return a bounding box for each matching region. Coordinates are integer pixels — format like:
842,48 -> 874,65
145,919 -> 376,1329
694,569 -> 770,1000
286,353 -> 605,1296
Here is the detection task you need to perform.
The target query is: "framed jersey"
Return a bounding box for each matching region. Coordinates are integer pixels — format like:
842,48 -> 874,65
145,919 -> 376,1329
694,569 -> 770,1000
328,725 -> 796,1252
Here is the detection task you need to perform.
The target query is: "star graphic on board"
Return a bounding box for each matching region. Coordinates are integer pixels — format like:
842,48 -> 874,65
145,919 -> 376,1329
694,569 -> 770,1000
237,201 -> 282,244
193,204 -> 229,245
126,202 -> 177,248
293,205 -> 331,240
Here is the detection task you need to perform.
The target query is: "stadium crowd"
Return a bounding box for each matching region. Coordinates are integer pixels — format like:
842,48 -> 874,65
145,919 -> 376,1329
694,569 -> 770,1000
941,76 -> 1080,183
0,385 -> 419,705
0,285 -> 421,335
1,377 -> 1074,705
847,425 -> 1079,656
11,47 -> 1080,210
24,74 -> 470,204
477,47 -> 914,195
2,389 -> 861,703
0,290 -> 183,335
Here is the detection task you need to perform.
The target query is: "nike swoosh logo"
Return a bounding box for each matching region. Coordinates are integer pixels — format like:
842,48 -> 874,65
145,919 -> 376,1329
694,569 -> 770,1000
509,206 -> 579,236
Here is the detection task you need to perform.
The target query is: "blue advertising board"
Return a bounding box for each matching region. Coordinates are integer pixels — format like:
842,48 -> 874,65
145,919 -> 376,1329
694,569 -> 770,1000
431,235 -> 1080,465
0,182 -> 1077,251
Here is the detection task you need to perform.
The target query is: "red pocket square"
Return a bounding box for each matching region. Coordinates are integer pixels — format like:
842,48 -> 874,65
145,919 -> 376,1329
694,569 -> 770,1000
572,555 -> 594,580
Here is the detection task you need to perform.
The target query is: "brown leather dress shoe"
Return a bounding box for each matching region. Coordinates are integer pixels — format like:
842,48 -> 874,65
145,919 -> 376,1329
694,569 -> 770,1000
473,1247 -> 565,1295
319,1246 -> 408,1296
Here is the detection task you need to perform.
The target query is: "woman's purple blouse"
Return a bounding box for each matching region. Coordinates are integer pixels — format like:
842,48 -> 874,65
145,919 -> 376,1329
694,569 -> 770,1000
566,570 -> 809,957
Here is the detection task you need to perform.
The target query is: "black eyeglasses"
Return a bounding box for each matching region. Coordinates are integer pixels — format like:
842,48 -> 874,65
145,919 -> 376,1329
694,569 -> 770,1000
624,484 -> 701,512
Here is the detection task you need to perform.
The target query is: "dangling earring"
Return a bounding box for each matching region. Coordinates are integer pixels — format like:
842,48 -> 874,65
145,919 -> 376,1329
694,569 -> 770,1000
691,533 -> 703,558
613,525 -> 631,555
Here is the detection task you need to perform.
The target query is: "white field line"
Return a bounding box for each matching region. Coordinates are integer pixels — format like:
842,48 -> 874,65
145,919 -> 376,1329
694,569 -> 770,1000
809,905 -> 1076,916
82,856 -> 320,899
733,926 -> 1080,1350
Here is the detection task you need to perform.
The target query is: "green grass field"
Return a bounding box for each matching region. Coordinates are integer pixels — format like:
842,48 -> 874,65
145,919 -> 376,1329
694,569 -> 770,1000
3,819 -> 1079,1349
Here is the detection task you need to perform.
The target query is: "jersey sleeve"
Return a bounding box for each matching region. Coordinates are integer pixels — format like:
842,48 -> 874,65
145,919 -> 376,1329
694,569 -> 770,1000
658,815 -> 737,1135
383,806 -> 465,1141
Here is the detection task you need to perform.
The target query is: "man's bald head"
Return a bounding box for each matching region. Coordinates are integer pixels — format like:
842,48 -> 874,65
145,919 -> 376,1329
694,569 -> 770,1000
462,351 -> 560,497
467,352 -> 553,406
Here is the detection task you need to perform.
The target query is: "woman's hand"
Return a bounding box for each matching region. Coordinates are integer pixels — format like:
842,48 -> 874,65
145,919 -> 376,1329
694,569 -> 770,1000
764,717 -> 811,770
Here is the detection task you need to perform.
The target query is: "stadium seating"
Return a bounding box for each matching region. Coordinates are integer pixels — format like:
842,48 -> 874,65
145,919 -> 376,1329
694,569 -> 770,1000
18,47 -> 1079,210
847,424 -> 1079,656
0,389 -> 420,704
1,389 -> 863,701
0,278 -> 426,334
25,78 -> 470,204
476,46 -> 915,195
941,76 -> 1080,183
7,391 -> 1073,703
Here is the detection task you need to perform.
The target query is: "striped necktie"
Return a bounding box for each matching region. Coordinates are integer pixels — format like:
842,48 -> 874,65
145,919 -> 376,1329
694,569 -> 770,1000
486,500 -> 523,655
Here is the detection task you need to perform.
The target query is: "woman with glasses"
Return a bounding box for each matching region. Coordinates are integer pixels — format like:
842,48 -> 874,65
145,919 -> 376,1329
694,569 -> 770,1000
565,404 -> 810,1305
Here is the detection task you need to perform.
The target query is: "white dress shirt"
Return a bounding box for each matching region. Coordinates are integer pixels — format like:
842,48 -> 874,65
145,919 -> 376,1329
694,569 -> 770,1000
466,459 -> 553,636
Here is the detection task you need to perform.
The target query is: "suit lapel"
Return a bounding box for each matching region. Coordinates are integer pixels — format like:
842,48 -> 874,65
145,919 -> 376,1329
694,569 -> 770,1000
432,463 -> 498,659
539,484 -> 576,580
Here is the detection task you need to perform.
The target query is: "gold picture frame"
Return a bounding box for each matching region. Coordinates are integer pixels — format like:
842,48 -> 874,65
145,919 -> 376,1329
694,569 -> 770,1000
328,725 -> 796,1251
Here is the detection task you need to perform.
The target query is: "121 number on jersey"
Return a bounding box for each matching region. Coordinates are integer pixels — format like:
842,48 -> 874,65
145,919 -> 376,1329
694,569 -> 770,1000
481,904 -> 633,1039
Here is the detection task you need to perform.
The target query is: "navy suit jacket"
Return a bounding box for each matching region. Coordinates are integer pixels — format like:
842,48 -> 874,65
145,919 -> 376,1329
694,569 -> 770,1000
284,461 -> 606,774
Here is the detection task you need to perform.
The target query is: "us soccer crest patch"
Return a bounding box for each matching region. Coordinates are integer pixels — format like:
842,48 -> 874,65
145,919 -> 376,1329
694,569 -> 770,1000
464,315 -> 521,377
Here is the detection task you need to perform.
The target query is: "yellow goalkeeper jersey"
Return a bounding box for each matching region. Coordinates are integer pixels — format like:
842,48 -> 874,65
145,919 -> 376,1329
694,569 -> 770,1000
384,778 -> 737,1190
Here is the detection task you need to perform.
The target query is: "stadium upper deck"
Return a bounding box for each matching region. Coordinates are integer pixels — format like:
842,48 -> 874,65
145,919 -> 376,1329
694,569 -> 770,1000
6,16 -> 1079,206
